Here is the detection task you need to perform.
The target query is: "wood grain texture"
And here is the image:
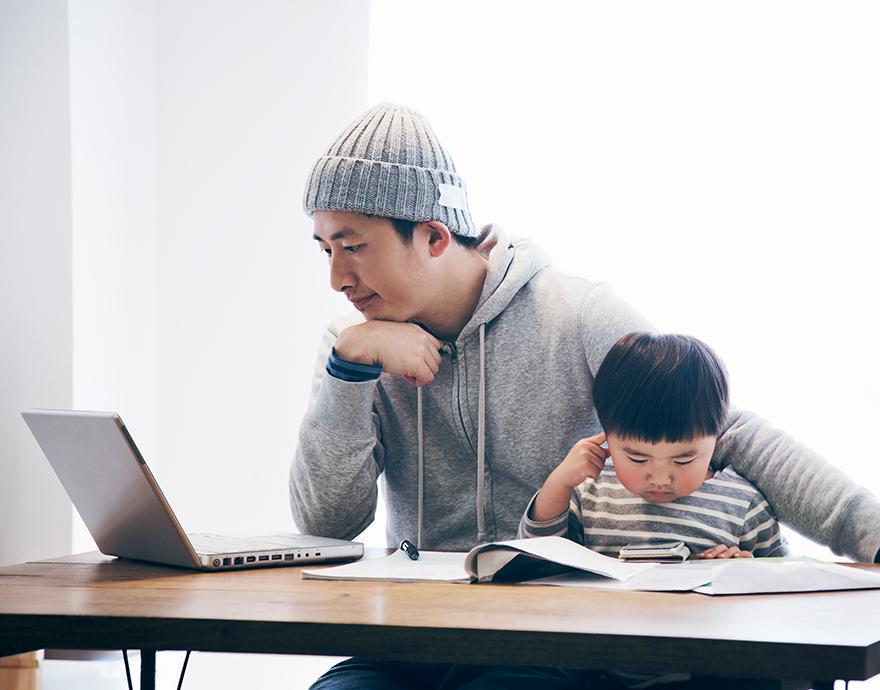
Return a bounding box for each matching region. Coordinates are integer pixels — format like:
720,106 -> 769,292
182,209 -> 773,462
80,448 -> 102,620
2,551 -> 880,682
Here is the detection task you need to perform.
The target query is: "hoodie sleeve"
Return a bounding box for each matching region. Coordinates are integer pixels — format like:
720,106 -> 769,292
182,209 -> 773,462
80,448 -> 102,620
289,322 -> 385,541
578,283 -> 654,377
714,407 -> 880,562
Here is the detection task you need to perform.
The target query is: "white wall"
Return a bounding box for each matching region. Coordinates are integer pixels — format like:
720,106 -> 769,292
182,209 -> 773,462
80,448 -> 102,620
369,0 -> 880,559
152,0 -> 368,537
68,0 -> 159,553
0,0 -> 74,566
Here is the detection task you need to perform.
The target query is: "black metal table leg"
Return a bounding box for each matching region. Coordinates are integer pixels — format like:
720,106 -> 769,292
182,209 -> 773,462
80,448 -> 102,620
140,649 -> 156,690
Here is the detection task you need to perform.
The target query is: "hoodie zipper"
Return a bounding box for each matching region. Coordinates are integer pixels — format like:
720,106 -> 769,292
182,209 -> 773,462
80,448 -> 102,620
445,338 -> 489,542
443,343 -> 469,446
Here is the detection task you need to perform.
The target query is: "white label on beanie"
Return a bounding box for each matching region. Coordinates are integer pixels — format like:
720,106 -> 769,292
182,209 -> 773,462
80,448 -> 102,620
438,183 -> 466,210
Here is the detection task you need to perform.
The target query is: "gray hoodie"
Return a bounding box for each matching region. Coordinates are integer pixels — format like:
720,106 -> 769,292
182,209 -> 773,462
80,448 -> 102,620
290,227 -> 880,559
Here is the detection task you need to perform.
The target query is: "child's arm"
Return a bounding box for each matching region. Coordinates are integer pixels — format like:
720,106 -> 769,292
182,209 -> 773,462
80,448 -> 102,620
517,492 -> 584,542
531,433 -> 608,521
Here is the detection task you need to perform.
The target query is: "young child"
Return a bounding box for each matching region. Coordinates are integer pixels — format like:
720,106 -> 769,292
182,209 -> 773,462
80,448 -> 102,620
519,331 -> 788,560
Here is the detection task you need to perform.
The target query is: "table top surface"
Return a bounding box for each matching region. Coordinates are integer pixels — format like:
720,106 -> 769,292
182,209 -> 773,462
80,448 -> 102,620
2,550 -> 880,681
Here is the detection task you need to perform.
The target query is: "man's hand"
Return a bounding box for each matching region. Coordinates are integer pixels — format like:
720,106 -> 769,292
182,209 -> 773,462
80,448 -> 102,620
695,545 -> 754,559
531,433 -> 608,522
334,321 -> 442,387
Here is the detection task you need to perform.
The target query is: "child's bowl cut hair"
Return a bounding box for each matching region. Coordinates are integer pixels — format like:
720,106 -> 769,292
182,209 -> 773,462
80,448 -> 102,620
593,332 -> 730,443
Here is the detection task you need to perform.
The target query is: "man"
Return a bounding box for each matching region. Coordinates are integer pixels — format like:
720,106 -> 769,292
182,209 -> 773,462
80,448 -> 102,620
291,103 -> 880,689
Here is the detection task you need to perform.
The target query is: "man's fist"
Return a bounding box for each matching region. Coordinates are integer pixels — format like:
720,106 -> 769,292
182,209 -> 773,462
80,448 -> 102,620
335,321 -> 442,387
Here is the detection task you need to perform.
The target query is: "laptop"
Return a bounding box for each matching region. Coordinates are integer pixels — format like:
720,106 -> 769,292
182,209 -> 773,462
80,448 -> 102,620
21,409 -> 364,571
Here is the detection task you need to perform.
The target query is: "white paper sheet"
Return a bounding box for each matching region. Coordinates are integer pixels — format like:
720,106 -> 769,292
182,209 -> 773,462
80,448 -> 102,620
529,560 -> 723,592
527,558 -> 880,595
695,559 -> 880,595
301,549 -> 468,582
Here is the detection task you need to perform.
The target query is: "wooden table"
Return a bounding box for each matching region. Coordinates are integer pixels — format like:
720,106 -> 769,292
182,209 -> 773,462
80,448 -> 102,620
1,552 -> 880,690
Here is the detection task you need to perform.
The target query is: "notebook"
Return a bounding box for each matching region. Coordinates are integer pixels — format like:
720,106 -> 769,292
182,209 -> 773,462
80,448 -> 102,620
21,409 -> 363,571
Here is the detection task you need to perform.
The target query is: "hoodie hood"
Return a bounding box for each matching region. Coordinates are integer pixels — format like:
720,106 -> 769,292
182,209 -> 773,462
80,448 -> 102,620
457,224 -> 553,342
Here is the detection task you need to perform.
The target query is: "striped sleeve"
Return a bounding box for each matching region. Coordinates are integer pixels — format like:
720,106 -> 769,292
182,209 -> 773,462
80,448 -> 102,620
518,490 -> 586,545
739,492 -> 788,557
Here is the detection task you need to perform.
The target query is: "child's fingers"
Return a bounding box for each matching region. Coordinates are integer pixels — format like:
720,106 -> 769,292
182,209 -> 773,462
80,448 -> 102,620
589,455 -> 606,476
695,545 -> 736,559
584,432 -> 606,446
587,444 -> 609,463
714,546 -> 744,559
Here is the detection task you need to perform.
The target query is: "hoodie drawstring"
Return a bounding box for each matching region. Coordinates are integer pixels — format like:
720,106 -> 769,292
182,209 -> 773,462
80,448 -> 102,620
416,323 -> 488,550
417,386 -> 424,549
476,323 -> 487,544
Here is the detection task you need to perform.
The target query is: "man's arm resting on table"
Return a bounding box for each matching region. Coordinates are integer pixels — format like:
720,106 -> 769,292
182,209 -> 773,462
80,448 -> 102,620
714,407 -> 880,562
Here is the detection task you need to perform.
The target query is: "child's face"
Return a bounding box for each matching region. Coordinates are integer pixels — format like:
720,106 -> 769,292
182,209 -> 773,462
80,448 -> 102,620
606,433 -> 716,503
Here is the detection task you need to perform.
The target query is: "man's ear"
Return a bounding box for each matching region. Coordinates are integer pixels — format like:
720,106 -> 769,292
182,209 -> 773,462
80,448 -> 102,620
421,221 -> 452,258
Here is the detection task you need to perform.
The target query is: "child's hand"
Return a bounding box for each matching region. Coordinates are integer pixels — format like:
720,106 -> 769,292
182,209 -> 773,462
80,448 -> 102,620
694,545 -> 754,559
530,433 -> 608,522
552,433 -> 609,489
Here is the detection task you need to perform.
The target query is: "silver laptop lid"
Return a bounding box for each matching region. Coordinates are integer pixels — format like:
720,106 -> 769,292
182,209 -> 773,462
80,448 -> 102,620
21,409 -> 200,569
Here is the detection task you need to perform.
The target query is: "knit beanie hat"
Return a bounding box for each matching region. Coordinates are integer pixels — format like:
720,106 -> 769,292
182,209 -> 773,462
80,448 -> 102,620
303,103 -> 477,237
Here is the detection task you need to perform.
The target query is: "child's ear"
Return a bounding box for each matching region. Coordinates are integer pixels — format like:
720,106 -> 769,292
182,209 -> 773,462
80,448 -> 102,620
422,221 -> 452,257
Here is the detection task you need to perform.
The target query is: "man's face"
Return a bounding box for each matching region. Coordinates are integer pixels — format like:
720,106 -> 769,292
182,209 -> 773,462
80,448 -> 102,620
606,433 -> 716,502
312,211 -> 426,322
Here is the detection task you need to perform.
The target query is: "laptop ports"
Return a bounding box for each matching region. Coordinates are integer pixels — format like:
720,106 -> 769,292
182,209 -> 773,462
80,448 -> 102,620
222,558 -> 231,566
246,556 -> 256,563
271,554 -> 282,560
234,557 -> 244,565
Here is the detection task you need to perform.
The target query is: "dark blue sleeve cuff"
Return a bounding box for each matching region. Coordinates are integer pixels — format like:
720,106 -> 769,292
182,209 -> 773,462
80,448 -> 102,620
326,348 -> 382,382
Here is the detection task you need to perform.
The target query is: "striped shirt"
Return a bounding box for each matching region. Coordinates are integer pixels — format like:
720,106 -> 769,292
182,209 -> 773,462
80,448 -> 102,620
519,459 -> 788,558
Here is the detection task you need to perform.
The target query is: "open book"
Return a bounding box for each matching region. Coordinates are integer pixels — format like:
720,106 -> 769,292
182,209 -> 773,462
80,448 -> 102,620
303,536 -> 880,595
464,536 -> 880,595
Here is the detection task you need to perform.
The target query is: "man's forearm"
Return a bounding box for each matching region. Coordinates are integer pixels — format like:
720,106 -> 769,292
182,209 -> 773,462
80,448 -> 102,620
290,367 -> 383,540
715,407 -> 880,562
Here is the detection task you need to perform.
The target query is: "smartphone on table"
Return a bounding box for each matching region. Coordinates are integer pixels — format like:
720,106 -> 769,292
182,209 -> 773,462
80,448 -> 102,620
618,541 -> 691,563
